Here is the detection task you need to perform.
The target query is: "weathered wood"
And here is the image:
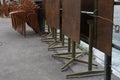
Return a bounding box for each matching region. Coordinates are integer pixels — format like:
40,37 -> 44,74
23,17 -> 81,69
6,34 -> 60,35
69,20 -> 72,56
80,0 -> 113,56
96,0 -> 114,56
50,0 -> 60,29
44,0 -> 60,29
62,0 -> 81,43
44,0 -> 52,27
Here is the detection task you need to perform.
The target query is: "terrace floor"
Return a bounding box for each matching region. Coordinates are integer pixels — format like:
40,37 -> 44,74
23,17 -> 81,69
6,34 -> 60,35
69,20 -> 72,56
0,18 -> 119,80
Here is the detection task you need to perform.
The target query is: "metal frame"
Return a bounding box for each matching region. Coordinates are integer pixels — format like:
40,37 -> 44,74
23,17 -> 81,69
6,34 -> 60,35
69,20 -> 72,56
48,7 -> 68,50
104,55 -> 112,80
66,20 -> 104,78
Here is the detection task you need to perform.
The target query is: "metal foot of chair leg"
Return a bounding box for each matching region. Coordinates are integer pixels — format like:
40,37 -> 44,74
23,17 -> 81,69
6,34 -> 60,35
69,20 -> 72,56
66,70 -> 104,78
61,58 -> 74,70
52,54 -> 71,60
75,59 -> 97,66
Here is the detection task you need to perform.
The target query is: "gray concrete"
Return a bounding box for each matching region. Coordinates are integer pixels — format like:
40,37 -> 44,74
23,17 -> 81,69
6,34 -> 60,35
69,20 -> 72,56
0,18 -> 119,80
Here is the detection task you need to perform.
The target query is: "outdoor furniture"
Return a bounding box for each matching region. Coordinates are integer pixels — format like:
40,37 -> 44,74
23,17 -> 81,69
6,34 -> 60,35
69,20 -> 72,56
9,0 -> 40,36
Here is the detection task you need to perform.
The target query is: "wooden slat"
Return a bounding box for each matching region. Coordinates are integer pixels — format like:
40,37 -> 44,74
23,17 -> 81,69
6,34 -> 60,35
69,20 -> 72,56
62,0 -> 81,43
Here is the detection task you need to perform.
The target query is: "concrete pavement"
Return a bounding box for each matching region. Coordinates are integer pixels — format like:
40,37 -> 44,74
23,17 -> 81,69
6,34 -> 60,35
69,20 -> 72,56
0,18 -> 119,80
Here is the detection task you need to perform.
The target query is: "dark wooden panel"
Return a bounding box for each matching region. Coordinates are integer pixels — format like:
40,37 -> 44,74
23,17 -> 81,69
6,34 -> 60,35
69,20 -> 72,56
50,0 -> 60,29
96,0 -> 114,56
80,0 -> 95,39
62,0 -> 81,43
80,13 -> 92,38
44,0 -> 60,29
80,0 -> 113,56
81,0 -> 94,11
44,0 -> 52,27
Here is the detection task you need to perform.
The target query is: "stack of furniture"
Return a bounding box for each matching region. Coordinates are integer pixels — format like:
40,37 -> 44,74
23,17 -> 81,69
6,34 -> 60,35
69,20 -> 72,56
9,0 -> 40,36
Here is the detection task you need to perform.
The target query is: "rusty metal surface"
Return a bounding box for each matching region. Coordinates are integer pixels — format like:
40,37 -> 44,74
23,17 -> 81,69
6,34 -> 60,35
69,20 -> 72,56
44,0 -> 60,29
81,0 -> 113,56
62,0 -> 81,43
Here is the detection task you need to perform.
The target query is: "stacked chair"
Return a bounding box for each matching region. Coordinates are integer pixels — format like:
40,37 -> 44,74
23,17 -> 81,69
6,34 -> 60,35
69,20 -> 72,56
9,0 -> 40,37
0,2 -> 3,17
0,2 -> 9,17
2,2 -> 9,17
